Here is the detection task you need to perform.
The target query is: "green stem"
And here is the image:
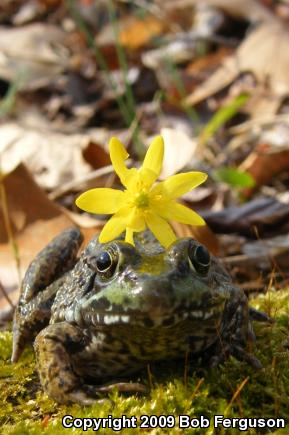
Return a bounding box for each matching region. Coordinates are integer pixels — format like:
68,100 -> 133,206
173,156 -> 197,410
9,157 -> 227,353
107,0 -> 136,124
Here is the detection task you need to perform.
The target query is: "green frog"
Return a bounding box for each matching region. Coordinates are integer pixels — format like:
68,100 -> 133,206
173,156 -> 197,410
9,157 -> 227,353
12,227 -> 271,404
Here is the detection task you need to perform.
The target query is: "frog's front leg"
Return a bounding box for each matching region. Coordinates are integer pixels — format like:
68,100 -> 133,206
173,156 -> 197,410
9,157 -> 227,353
12,227 -> 83,362
35,322 -> 146,405
210,288 -> 271,368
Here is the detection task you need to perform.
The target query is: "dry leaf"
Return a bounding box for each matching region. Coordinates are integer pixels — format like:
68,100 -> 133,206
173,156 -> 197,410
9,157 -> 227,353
119,14 -> 166,50
203,193 -> 289,236
0,23 -> 68,89
82,141 -> 111,169
186,20 -> 289,106
0,121 -> 110,190
0,164 -> 102,308
171,220 -> 219,255
159,128 -> 198,178
239,143 -> 289,190
142,4 -> 223,69
195,0 -> 274,23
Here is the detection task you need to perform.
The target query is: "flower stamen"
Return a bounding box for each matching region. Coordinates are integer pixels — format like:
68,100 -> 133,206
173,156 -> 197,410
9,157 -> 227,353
134,191 -> 150,208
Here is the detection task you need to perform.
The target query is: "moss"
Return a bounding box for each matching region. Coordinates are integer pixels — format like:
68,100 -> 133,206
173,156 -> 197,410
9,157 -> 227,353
1,290 -> 289,434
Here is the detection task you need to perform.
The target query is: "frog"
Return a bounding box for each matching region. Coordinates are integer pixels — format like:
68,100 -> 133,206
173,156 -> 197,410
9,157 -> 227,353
11,227 -> 271,405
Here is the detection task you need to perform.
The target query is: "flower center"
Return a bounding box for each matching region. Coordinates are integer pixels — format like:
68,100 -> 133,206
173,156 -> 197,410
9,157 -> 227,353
134,191 -> 149,208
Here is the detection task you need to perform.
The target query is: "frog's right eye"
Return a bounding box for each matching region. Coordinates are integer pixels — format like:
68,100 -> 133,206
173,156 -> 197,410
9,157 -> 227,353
188,243 -> 210,275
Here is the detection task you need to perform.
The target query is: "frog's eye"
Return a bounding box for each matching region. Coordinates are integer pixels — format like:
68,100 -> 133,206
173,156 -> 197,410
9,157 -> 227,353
96,251 -> 113,272
188,243 -> 210,275
88,250 -> 118,278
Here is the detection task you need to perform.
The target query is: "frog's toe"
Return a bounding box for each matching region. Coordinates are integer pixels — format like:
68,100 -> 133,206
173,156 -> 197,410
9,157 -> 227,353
208,353 -> 226,368
96,382 -> 147,394
249,307 -> 274,323
231,344 -> 263,369
58,383 -> 146,404
62,387 -> 104,405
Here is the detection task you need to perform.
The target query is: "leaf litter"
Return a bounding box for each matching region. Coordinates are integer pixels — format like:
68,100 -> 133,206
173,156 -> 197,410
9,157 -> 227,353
1,0 -> 289,429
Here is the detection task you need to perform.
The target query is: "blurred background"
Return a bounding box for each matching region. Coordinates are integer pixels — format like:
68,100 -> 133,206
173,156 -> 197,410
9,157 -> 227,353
1,0 -> 289,312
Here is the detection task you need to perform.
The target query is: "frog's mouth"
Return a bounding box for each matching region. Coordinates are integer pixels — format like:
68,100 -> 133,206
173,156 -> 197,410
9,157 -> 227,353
74,306 -> 218,328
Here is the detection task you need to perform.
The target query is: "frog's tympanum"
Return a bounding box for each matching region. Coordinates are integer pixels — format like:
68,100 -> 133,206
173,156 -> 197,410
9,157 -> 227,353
12,227 -> 271,404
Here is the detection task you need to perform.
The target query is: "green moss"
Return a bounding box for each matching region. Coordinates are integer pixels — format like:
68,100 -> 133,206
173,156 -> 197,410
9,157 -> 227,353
1,290 -> 289,434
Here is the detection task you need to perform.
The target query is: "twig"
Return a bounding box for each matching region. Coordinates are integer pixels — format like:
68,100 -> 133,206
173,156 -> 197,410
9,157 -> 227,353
49,164 -> 115,200
224,376 -> 249,416
49,158 -> 133,200
0,280 -> 15,309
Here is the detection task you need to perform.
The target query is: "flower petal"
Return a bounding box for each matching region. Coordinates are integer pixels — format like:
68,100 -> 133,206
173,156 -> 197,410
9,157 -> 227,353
109,137 -> 137,188
125,228 -> 134,245
134,167 -> 159,192
128,208 -> 146,231
153,201 -> 205,225
76,188 -> 125,214
145,212 -> 176,248
152,171 -> 207,199
99,206 -> 131,242
141,135 -> 164,179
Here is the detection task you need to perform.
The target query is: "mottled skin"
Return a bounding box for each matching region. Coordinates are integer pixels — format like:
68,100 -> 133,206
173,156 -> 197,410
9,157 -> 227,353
12,228 -> 271,404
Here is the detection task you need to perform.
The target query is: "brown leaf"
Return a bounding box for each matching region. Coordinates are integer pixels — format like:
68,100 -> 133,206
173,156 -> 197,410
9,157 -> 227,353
119,15 -> 166,50
171,221 -> 219,256
196,0 -> 274,22
0,164 -> 101,308
0,121 -> 110,190
0,23 -> 67,90
186,20 -> 289,106
239,143 -> 289,191
203,193 -> 289,237
82,141 -> 111,169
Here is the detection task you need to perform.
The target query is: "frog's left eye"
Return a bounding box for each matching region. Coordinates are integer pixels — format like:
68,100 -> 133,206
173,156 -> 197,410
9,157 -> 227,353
88,250 -> 118,278
96,251 -> 113,272
188,243 -> 210,275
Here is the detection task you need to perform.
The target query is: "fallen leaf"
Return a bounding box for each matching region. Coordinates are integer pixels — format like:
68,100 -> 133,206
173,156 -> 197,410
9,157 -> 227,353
195,0 -> 274,22
239,143 -> 289,192
185,46 -> 233,82
119,14 -> 166,50
82,141 -> 111,169
222,234 -> 289,289
0,23 -> 68,90
171,220 -> 219,256
0,164 -> 102,308
203,193 -> 289,237
186,20 -> 289,105
159,128 -> 198,178
0,121 -> 110,190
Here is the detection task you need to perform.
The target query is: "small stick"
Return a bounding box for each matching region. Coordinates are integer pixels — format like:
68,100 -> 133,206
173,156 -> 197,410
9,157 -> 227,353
0,280 -> 15,309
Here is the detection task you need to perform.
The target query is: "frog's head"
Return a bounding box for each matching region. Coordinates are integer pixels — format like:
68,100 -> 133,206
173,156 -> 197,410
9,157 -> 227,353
73,237 -> 230,329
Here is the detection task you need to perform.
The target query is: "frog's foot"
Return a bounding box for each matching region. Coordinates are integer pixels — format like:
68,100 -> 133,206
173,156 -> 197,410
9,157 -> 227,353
249,307 -> 274,323
62,382 -> 147,405
207,341 -> 262,369
34,322 -> 147,405
35,322 -> 102,405
208,288 -> 266,369
230,344 -> 262,369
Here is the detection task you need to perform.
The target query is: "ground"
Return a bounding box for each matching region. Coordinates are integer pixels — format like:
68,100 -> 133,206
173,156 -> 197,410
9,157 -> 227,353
1,290 -> 289,434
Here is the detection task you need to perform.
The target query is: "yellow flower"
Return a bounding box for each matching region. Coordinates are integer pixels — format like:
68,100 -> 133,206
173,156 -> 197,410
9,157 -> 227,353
76,136 -> 207,248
